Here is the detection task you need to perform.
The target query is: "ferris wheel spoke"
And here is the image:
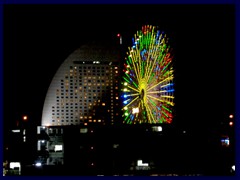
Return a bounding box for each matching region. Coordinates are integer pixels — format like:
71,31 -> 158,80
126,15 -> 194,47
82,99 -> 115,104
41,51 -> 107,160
147,75 -> 174,91
145,101 -> 156,123
145,45 -> 160,82
129,51 -> 141,83
148,102 -> 161,123
125,93 -> 140,97
122,96 -> 139,110
147,94 -> 164,103
144,32 -> 156,77
127,85 -> 140,93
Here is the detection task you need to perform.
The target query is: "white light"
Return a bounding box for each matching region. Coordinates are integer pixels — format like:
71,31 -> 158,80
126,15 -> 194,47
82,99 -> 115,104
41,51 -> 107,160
137,160 -> 149,167
124,82 -> 128,86
12,130 -> 20,133
152,126 -> 162,132
232,165 -> 235,171
35,162 -> 42,167
10,162 -> 20,169
54,145 -> 63,152
132,107 -> 139,114
41,140 -> 45,143
157,126 -> 162,132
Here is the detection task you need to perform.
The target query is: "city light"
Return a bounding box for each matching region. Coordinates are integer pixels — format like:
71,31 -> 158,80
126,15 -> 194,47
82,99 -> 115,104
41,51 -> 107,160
54,145 -> 63,152
35,162 -> 42,167
137,160 -> 149,167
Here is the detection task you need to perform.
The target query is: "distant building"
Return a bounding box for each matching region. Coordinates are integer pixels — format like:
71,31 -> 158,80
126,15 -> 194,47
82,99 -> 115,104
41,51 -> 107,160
41,42 -> 121,126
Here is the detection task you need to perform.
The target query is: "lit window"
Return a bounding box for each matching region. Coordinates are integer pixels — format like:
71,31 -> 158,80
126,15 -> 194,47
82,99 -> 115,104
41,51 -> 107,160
54,145 -> 63,152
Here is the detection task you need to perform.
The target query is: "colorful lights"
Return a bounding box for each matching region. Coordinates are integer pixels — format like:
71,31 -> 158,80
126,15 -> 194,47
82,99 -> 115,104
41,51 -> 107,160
121,25 -> 174,124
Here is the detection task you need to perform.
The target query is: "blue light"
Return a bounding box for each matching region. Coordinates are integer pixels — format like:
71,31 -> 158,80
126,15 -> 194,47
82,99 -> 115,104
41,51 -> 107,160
123,95 -> 127,98
124,101 -> 128,104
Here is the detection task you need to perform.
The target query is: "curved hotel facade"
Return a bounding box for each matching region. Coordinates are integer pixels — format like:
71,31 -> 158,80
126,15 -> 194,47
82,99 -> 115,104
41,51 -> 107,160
41,42 -> 121,126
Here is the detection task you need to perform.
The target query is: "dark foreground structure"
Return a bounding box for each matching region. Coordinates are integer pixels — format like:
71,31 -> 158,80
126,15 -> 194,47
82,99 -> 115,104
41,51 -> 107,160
17,124 -> 234,176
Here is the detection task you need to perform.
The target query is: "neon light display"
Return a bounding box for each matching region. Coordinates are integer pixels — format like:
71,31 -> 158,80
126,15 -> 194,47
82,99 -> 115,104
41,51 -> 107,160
121,25 -> 174,124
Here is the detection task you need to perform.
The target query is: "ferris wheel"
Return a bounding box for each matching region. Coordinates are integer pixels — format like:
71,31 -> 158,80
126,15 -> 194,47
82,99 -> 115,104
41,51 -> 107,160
121,25 -> 174,124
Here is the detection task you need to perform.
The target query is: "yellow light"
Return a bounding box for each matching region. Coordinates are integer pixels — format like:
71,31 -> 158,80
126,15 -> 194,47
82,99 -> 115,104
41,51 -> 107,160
124,107 -> 128,110
124,82 -> 128,86
125,112 -> 129,116
123,88 -> 127,92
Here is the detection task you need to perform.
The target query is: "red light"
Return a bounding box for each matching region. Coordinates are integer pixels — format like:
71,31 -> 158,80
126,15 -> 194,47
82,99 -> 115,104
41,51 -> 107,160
117,33 -> 120,37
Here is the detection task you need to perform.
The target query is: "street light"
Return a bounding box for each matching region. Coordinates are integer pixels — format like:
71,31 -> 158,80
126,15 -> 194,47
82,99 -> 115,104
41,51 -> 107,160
23,115 -> 28,121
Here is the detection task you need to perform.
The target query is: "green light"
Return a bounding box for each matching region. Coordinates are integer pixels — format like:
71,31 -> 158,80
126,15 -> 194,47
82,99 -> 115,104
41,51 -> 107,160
162,105 -> 172,113
123,76 -> 130,83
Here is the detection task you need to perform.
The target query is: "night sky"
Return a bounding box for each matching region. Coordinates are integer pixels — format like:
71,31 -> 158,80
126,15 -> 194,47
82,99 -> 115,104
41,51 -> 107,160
4,4 -> 235,139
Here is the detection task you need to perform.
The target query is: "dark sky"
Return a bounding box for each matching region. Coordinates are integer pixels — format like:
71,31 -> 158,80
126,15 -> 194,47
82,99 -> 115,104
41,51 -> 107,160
4,4 -> 235,133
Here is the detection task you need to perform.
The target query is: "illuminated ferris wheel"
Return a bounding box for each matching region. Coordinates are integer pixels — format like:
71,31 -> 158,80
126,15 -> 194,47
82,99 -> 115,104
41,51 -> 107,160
121,25 -> 174,124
